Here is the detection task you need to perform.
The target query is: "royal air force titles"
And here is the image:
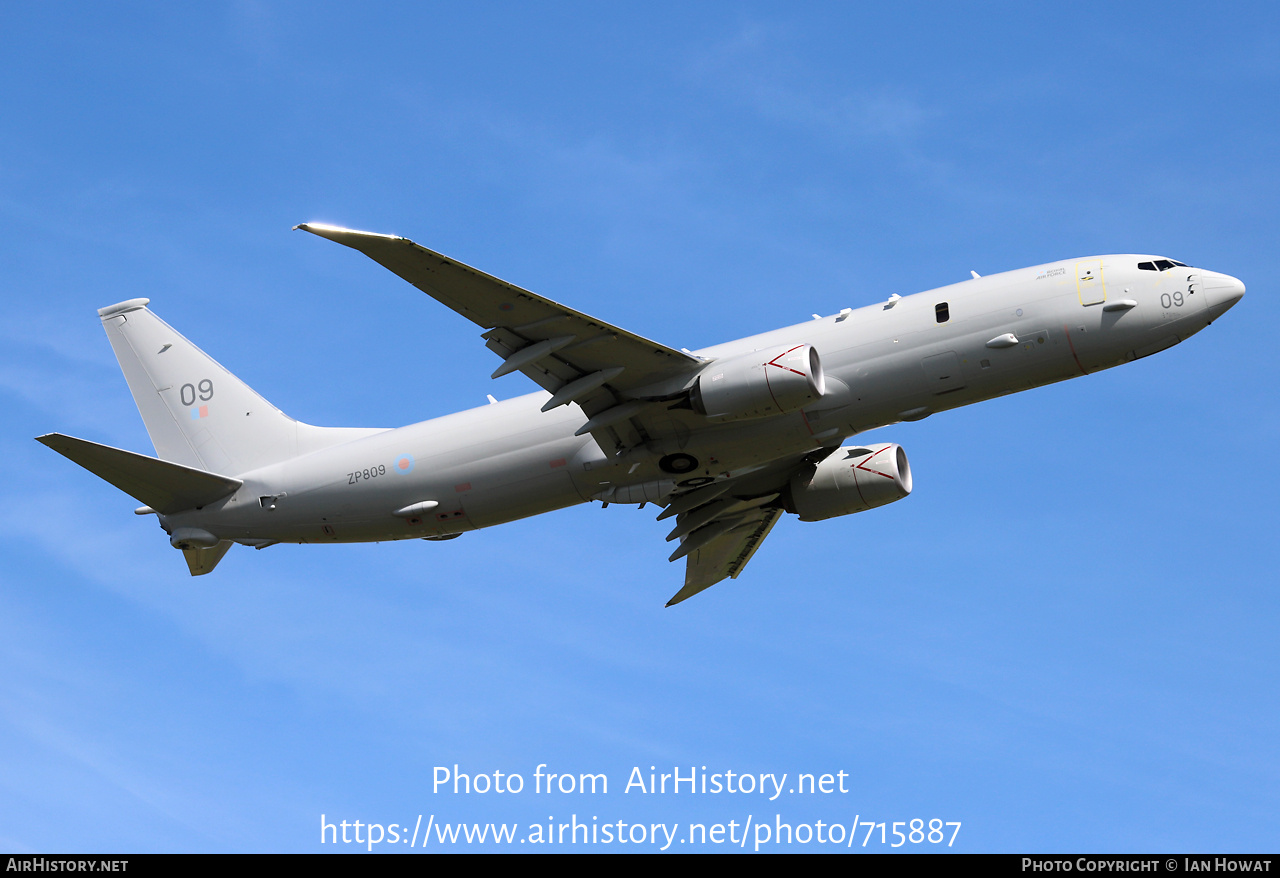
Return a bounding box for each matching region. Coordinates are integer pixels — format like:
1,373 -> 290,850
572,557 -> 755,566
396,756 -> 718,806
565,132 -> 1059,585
432,765 -> 851,801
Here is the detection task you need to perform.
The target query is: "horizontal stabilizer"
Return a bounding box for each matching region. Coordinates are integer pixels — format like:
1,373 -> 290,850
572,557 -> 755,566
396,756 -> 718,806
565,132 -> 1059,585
37,433 -> 242,515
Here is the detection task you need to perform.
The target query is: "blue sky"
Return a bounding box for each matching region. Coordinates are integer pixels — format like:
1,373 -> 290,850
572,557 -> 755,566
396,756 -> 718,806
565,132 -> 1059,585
2,2 -> 1277,853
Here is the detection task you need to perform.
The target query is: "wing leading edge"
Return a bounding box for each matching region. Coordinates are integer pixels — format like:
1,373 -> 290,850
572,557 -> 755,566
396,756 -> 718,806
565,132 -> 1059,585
295,224 -> 704,427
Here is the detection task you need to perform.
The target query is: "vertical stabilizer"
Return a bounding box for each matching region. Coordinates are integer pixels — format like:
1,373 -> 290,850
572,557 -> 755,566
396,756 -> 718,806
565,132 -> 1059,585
183,540 -> 234,576
98,300 -> 377,475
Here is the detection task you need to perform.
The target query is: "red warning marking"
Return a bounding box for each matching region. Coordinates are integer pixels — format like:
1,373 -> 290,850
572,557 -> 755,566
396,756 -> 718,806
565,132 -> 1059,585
850,463 -> 869,507
550,458 -> 566,468
1063,324 -> 1089,376
848,446 -> 896,508
854,445 -> 897,480
762,346 -> 810,411
765,345 -> 807,376
454,483 -> 471,492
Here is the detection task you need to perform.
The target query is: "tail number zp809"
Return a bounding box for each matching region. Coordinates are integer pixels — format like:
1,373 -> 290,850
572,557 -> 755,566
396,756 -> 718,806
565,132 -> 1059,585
348,465 -> 386,485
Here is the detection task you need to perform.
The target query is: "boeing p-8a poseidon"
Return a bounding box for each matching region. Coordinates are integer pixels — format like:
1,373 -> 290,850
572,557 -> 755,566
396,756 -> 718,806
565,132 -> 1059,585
38,226 -> 1245,605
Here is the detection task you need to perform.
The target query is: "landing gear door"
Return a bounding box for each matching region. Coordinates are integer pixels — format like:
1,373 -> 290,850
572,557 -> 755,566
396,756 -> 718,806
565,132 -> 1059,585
1076,259 -> 1107,306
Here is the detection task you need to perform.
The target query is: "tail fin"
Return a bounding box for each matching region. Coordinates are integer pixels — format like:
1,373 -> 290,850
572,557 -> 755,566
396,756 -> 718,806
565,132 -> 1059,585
183,541 -> 233,576
98,299 -> 376,475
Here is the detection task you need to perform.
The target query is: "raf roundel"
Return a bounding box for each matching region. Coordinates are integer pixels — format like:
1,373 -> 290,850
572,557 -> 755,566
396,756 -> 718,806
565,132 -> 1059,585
393,453 -> 415,474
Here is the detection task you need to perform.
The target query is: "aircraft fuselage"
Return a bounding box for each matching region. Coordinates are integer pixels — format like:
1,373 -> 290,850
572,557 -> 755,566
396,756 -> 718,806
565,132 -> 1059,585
160,255 -> 1243,545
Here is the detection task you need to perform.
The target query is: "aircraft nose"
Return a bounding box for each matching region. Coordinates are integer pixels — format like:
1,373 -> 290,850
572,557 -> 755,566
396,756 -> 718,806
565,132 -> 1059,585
1200,271 -> 1245,320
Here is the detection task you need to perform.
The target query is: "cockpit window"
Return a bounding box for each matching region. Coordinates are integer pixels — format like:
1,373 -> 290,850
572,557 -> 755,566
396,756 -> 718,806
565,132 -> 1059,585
1138,259 -> 1188,271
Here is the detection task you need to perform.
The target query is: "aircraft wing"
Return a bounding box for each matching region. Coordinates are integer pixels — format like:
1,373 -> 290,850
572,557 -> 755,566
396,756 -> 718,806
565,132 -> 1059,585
656,450 -> 832,605
667,506 -> 783,606
297,224 -> 704,427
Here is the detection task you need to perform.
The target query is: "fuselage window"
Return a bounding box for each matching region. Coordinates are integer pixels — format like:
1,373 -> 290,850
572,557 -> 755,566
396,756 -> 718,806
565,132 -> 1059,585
935,302 -> 950,323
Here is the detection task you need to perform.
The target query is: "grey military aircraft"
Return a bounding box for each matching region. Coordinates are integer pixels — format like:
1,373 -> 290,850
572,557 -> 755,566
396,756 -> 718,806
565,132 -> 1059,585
38,225 -> 1245,604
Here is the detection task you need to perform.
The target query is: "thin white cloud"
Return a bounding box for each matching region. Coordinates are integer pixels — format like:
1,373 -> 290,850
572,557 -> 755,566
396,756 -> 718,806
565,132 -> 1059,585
686,20 -> 934,147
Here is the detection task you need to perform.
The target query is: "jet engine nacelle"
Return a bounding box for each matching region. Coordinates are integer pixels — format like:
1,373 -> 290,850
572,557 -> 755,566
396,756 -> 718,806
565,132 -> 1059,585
785,443 -> 912,521
690,343 -> 825,422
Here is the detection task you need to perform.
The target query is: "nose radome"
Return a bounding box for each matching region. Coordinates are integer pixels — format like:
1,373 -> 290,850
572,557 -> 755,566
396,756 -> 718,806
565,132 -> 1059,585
1200,271 -> 1246,319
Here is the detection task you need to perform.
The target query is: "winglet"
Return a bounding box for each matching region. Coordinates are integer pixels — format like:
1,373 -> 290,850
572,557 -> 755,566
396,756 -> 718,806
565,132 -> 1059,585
294,222 -> 403,242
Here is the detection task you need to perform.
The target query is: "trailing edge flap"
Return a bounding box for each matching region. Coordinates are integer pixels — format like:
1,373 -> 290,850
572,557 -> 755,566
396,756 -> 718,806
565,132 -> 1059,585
37,433 -> 242,515
295,224 -> 703,418
667,508 -> 782,607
